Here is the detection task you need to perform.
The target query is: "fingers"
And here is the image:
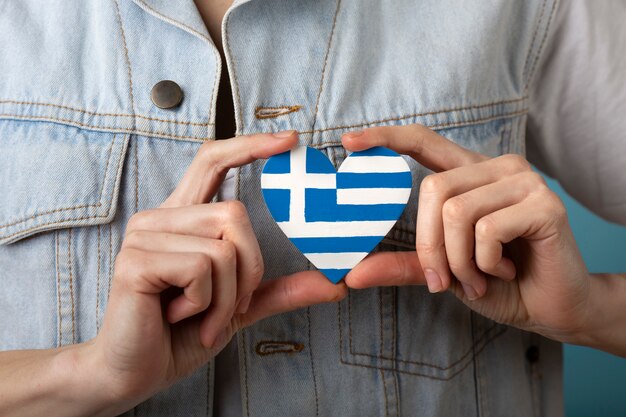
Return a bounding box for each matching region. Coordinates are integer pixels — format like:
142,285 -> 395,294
126,201 -> 264,313
415,155 -> 533,294
237,272 -> 348,328
437,169 -> 560,300
344,252 -> 426,289
474,192 -> 568,279
163,130 -> 298,208
440,170 -> 538,297
341,124 -> 487,172
196,239 -> 237,346
114,248 -> 213,321
442,171 -> 543,286
121,230 -> 238,333
334,145 -> 555,305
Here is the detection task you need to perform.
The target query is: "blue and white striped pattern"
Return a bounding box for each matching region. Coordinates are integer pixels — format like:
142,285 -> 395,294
262,146 -> 412,283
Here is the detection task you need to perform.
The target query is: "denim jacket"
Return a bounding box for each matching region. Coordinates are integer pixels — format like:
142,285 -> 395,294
0,1 -> 564,416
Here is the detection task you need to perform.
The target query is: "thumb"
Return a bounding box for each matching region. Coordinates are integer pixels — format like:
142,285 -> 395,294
341,125 -> 485,173
163,130 -> 298,208
344,252 -> 427,289
237,271 -> 348,328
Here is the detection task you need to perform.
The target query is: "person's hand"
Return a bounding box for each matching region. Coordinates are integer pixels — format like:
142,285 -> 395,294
342,125 -> 591,344
86,131 -> 346,413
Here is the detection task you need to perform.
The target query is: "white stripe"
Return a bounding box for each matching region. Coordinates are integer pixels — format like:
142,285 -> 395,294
305,252 -> 369,269
339,156 -> 410,173
261,173 -> 336,189
277,220 -> 396,238
337,188 -> 412,205
289,147 -> 306,223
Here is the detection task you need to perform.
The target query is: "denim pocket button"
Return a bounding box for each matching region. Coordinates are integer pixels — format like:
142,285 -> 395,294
151,80 -> 183,109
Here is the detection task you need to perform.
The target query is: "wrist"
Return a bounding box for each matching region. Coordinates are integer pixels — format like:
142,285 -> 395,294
568,273 -> 626,356
564,274 -> 598,347
52,340 -> 133,417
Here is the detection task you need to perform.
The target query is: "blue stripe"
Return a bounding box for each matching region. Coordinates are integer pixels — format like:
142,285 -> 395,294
306,147 -> 336,174
291,236 -> 384,253
305,189 -> 407,221
336,172 -> 412,189
350,147 -> 400,157
262,188 -> 290,222
263,151 -> 290,173
319,269 -> 351,283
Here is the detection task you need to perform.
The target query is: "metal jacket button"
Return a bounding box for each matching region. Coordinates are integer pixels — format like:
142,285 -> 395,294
150,80 -> 183,109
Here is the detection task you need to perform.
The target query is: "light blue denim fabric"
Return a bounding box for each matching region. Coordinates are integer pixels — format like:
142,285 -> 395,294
0,0 -> 563,416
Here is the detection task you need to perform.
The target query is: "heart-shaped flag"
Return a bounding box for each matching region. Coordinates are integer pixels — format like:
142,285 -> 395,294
261,146 -> 412,283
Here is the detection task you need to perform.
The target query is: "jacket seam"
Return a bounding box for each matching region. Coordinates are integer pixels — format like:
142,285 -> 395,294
134,138 -> 139,213
307,308 -> 320,417
242,331 -> 250,417
0,114 -> 207,141
113,0 -> 137,118
223,7 -> 243,135
471,312 -> 482,417
96,225 -> 102,332
208,38 -> 220,134
378,288 -> 384,358
392,288 -> 400,416
301,97 -> 528,135
1,95 -> 523,129
55,231 -> 62,347
108,224 -> 113,296
0,105 -> 527,144
0,100 -> 213,126
393,368 -> 400,416
379,288 -> 390,417
381,368 -> 390,417
311,0 -> 342,133
68,228 -> 76,344
525,0 -> 559,91
312,109 -> 528,150
0,211 -> 110,242
521,0 -> 547,83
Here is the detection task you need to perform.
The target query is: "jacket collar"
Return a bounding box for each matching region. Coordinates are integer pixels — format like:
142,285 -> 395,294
129,0 -> 255,44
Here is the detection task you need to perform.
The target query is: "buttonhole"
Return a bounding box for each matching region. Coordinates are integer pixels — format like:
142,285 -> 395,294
255,340 -> 305,356
255,105 -> 302,119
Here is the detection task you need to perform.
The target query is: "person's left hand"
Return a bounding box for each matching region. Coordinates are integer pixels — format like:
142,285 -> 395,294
341,124 -> 592,344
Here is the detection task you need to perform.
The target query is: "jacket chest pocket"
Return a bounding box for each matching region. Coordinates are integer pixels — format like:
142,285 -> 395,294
0,120 -> 129,349
331,116 -> 520,380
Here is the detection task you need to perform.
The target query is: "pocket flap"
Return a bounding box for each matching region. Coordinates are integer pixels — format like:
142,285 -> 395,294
0,121 -> 129,244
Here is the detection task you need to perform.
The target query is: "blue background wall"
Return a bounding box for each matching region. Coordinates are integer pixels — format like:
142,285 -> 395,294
541,175 -> 626,417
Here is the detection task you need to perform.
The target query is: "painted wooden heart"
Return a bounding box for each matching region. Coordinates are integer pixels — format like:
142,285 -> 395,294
261,146 -> 412,283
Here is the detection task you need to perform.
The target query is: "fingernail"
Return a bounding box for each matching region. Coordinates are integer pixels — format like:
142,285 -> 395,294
424,269 -> 443,293
344,130 -> 364,138
461,282 -> 478,301
236,295 -> 252,314
211,328 -> 230,349
273,130 -> 296,138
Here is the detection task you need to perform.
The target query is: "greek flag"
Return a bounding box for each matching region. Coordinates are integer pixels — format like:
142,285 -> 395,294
262,146 -> 412,283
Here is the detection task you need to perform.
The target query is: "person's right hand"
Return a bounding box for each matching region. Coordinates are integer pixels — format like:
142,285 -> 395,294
85,131 -> 347,413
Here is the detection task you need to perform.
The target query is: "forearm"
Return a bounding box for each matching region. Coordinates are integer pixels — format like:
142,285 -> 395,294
0,341 -> 128,417
574,273 -> 626,357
